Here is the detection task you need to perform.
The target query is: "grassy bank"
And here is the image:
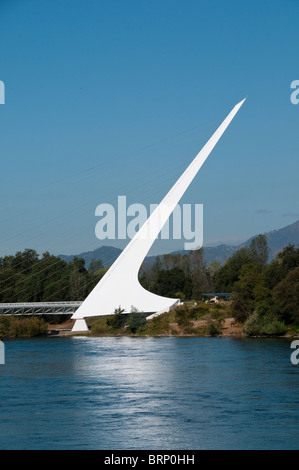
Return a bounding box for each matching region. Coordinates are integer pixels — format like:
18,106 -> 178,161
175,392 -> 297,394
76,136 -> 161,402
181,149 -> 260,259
87,302 -> 299,338
87,302 -> 235,337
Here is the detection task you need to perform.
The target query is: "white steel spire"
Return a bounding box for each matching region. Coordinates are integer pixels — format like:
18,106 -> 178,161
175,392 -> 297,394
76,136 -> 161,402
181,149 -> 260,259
72,99 -> 246,331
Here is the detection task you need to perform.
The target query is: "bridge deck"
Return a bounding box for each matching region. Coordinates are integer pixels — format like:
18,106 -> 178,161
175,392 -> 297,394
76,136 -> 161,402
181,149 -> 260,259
0,302 -> 82,315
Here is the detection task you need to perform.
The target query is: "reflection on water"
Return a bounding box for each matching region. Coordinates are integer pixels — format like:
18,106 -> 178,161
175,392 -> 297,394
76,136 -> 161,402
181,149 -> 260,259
0,336 -> 298,449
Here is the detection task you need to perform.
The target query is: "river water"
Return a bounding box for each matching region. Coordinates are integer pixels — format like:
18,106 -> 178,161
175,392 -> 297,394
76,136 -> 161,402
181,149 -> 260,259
0,336 -> 298,450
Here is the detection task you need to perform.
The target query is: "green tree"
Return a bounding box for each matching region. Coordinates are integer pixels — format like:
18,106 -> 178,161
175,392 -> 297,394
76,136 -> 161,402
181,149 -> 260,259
249,234 -> 269,267
34,252 -> 70,301
107,307 -> 125,330
188,249 -> 211,298
231,264 -> 263,322
127,307 -> 147,333
10,249 -> 39,274
208,260 -> 221,278
69,257 -> 89,300
231,262 -> 275,323
273,267 -> 299,325
88,258 -> 104,274
213,247 -> 254,292
151,268 -> 193,299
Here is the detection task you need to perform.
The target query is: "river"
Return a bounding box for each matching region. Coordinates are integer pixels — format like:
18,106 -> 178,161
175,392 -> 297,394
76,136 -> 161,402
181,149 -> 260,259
0,336 -> 298,449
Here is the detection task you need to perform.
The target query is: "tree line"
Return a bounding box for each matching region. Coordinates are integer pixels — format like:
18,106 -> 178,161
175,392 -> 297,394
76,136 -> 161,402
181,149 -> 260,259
140,234 -> 299,332
0,249 -> 105,303
1,236 -> 298,334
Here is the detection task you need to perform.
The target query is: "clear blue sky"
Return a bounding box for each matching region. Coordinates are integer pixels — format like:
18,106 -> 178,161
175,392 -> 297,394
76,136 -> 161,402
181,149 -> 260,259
0,0 -> 298,257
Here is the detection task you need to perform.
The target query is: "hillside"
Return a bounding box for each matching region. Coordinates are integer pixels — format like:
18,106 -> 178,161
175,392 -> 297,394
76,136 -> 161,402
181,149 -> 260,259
246,219 -> 299,259
58,245 -> 122,268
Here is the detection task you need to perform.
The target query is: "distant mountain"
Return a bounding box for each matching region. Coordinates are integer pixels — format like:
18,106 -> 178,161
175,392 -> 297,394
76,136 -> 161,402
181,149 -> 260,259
59,219 -> 299,268
58,246 -> 122,268
200,219 -> 299,264
246,219 -> 299,259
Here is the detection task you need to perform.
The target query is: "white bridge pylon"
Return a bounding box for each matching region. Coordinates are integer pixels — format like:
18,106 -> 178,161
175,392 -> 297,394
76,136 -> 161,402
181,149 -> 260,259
71,99 -> 246,332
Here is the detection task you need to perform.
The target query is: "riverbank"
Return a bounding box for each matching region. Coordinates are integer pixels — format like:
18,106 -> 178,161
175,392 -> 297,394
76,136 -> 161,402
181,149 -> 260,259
1,302 -> 298,339
47,316 -> 299,339
47,316 -> 244,337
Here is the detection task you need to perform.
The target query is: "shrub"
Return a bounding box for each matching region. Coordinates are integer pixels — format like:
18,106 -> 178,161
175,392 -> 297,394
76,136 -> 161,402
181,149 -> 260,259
91,322 -> 109,335
192,326 -> 207,336
175,306 -> 192,327
189,304 -> 209,319
183,325 -> 195,335
243,312 -> 287,337
0,317 -> 48,338
213,303 -> 222,310
90,316 -> 110,335
170,328 -> 178,335
144,313 -> 172,335
206,319 -> 222,336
